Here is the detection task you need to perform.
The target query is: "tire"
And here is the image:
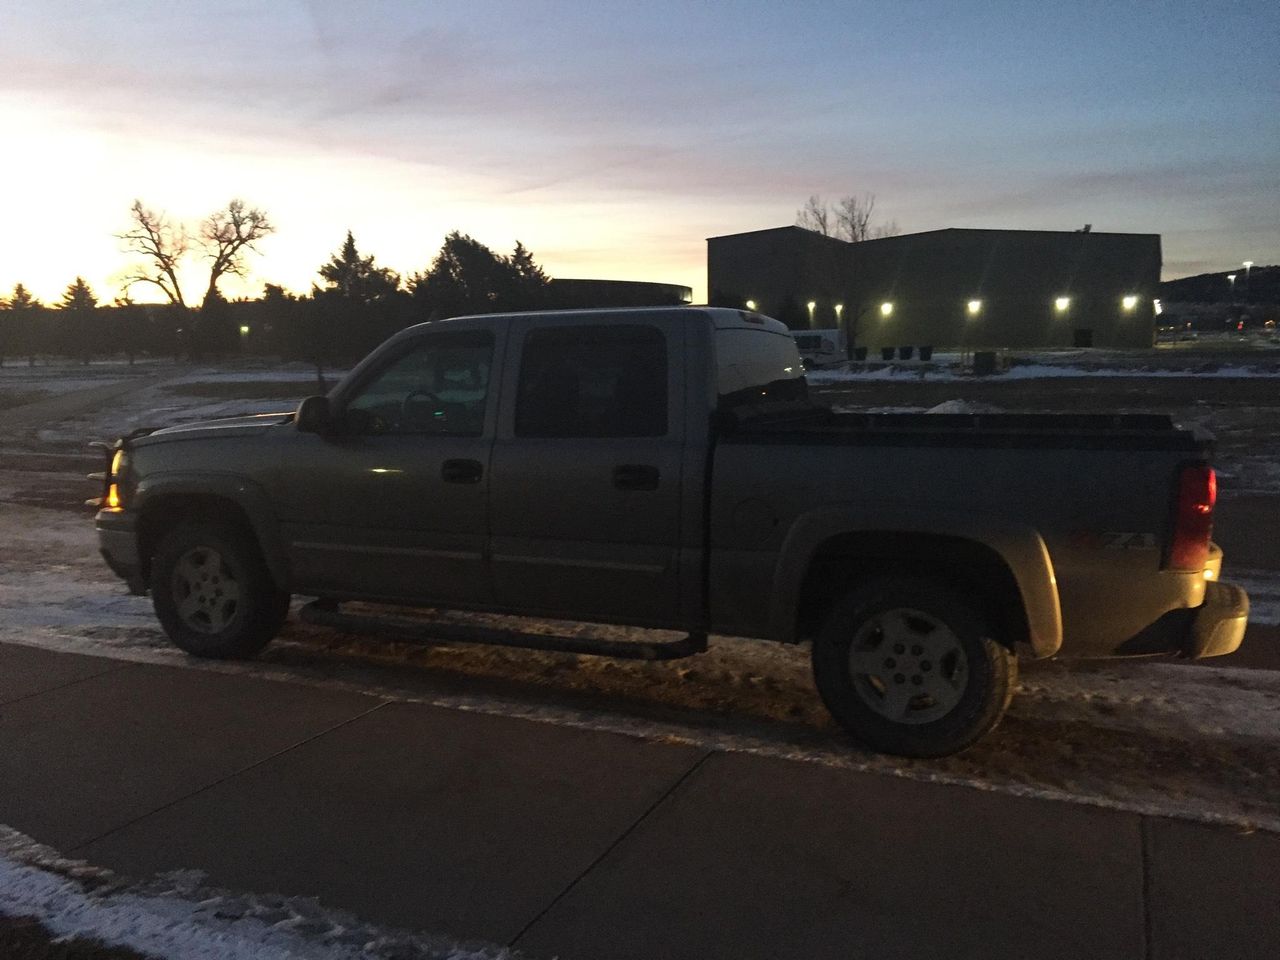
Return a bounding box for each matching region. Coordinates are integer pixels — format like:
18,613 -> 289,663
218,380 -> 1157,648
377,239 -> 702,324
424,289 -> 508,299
150,520 -> 289,659
811,576 -> 1017,758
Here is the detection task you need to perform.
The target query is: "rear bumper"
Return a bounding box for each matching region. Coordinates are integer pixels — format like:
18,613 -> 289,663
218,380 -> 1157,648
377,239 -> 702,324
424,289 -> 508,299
1185,580 -> 1249,659
96,509 -> 147,595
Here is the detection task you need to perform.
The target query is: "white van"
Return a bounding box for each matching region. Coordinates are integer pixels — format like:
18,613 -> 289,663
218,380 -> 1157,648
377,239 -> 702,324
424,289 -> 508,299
791,328 -> 847,369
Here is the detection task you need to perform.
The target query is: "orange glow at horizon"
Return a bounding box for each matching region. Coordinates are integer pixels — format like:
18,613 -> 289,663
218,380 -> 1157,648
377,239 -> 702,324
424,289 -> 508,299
0,96 -> 714,308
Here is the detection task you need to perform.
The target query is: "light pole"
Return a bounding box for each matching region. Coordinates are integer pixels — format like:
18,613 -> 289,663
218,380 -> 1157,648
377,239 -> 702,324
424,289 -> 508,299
1227,274 -> 1237,304
1243,261 -> 1254,302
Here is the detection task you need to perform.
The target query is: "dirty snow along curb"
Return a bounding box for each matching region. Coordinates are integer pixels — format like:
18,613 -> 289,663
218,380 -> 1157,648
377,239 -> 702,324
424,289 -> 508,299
0,826 -> 516,960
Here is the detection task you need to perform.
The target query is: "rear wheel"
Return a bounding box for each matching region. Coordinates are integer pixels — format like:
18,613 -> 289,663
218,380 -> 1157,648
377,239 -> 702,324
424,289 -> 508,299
812,576 -> 1017,757
151,520 -> 289,659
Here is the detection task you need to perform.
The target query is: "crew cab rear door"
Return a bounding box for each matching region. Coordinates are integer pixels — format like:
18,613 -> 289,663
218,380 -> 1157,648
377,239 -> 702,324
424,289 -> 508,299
274,326 -> 501,605
488,316 -> 686,625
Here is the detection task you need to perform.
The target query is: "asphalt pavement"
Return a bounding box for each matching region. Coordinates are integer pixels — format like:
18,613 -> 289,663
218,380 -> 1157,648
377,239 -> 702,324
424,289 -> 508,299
0,641 -> 1275,960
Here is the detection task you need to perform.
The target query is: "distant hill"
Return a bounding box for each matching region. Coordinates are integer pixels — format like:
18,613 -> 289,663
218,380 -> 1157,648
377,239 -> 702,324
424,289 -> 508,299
1160,265 -> 1278,304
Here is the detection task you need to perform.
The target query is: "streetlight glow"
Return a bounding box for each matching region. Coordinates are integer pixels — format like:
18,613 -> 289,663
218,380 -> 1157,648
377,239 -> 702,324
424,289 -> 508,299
239,325 -> 251,335
967,299 -> 982,316
879,301 -> 894,317
745,299 -> 756,311
1054,297 -> 1071,313
834,303 -> 844,320
1122,295 -> 1139,311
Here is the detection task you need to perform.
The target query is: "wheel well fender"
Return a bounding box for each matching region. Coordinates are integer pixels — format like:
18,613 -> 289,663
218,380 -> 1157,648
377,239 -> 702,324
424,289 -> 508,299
133,474 -> 288,590
772,508 -> 1062,658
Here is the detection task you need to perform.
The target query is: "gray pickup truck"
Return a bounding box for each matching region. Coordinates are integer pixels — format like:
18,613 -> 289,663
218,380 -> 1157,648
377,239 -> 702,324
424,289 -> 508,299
94,307 -> 1249,756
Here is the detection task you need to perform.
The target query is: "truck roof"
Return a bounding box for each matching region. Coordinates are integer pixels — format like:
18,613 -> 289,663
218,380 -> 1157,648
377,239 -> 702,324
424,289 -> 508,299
395,306 -> 792,338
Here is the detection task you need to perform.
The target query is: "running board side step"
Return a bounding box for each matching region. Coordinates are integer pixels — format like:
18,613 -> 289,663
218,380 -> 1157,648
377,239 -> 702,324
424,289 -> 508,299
299,600 -> 709,661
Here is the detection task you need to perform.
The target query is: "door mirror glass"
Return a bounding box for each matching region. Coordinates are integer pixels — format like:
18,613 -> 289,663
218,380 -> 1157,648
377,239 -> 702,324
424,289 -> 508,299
295,396 -> 330,434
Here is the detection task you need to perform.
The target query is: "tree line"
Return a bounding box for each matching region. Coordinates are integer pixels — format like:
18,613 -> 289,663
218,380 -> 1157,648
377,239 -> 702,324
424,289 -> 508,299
0,198 -> 553,367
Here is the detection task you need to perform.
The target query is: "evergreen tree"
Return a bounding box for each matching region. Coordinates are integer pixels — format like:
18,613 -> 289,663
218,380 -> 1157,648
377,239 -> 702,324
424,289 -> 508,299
58,277 -> 98,363
111,295 -> 147,365
316,231 -> 400,303
8,284 -> 42,365
193,288 -> 237,358
411,232 -> 551,319
60,276 -> 97,312
507,240 -> 550,307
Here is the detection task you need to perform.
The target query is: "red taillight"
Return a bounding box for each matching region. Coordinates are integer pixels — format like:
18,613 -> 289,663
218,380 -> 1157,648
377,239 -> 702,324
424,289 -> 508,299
1167,464 -> 1216,571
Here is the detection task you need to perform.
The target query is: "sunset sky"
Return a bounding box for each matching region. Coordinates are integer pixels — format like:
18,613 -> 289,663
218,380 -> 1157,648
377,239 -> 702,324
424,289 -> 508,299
1,0 -> 1275,305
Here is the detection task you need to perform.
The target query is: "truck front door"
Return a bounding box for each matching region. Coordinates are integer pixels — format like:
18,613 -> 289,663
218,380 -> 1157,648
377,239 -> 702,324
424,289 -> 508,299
489,318 -> 686,626
275,327 -> 499,605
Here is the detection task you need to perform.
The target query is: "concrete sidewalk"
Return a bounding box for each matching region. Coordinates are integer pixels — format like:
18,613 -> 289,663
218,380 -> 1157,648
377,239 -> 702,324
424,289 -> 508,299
0,642 -> 1275,959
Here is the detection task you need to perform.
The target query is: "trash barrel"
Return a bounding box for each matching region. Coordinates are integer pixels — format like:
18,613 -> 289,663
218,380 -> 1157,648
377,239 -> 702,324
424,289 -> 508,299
898,346 -> 914,360
920,345 -> 934,361
973,351 -> 997,376
880,347 -> 895,361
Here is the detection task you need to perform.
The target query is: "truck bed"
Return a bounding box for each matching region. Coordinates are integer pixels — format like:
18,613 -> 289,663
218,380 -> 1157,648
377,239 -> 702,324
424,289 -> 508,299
730,410 -> 1209,451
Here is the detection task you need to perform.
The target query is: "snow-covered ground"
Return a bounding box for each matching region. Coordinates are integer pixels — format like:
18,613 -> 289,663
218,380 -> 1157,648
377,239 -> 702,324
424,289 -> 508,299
0,363 -> 348,448
0,826 -> 513,960
1225,570 -> 1280,625
3,502 -> 1279,836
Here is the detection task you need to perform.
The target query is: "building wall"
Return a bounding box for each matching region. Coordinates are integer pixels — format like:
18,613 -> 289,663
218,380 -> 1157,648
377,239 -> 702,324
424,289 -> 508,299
707,226 -> 1161,349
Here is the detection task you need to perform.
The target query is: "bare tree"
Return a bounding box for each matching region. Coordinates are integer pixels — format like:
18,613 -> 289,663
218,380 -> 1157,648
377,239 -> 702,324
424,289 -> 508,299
118,199 -> 274,309
199,199 -> 274,307
118,200 -> 189,306
796,194 -> 832,236
798,193 -> 899,242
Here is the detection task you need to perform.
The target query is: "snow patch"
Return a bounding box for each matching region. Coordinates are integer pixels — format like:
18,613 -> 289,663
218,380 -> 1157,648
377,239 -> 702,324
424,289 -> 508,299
1227,569 -> 1280,625
0,826 -> 514,960
924,399 -> 1005,414
808,363 -> 1280,384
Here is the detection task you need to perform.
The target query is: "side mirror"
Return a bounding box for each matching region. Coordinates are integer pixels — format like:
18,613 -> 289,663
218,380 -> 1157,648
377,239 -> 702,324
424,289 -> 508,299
295,396 -> 331,434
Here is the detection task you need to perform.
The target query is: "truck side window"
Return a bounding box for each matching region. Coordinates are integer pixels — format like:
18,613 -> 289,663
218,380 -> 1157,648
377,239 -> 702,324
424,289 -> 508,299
345,331 -> 493,436
515,325 -> 667,438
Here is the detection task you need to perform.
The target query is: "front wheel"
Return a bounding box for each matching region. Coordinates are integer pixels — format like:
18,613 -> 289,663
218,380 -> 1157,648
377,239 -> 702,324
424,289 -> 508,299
812,577 -> 1017,757
151,520 -> 289,659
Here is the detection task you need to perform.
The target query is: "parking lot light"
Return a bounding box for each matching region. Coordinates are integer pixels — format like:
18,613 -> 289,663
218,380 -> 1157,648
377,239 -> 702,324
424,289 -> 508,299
967,299 -> 982,316
1122,295 -> 1139,311
239,325 -> 251,335
745,299 -> 757,311
1054,297 -> 1070,313
880,301 -> 894,317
